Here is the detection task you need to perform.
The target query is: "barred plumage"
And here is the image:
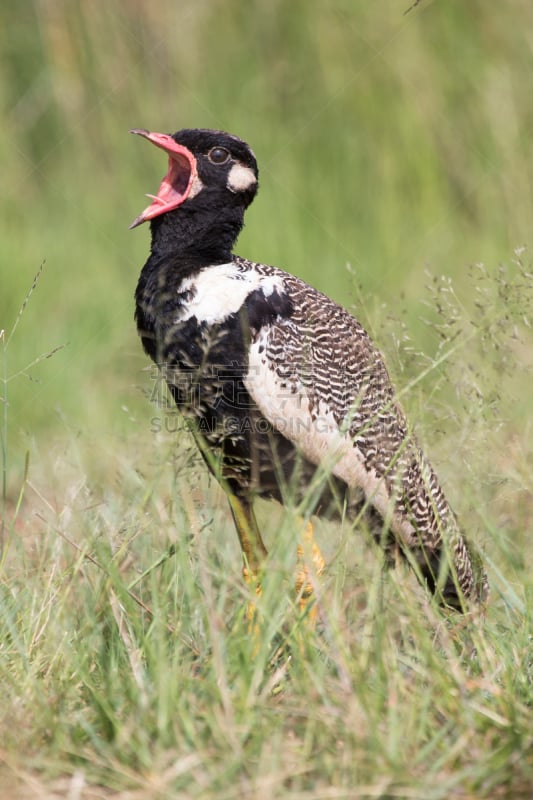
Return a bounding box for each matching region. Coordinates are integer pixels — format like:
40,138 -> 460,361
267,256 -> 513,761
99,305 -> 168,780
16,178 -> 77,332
132,127 -> 488,610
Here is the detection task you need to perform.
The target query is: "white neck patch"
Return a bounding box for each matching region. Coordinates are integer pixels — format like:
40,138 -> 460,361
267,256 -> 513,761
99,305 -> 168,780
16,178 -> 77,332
177,262 -> 284,325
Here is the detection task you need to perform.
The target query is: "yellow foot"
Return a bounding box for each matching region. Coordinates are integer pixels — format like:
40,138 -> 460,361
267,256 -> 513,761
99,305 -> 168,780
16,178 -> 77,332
243,566 -> 263,639
295,520 -> 326,625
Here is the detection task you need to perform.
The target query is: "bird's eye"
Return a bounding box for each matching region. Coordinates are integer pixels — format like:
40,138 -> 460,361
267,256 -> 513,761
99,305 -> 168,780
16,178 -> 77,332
208,147 -> 231,165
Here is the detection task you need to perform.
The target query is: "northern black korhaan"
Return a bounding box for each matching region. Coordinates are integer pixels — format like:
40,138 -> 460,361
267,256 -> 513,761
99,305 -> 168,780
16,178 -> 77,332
131,127 -> 488,611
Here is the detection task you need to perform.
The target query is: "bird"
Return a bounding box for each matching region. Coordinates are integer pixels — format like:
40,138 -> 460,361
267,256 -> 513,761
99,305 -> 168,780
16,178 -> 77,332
131,126 -> 488,613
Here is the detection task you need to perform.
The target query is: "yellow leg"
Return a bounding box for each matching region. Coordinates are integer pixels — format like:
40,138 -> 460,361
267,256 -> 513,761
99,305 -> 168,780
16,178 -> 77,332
227,496 -> 326,634
227,494 -> 267,632
295,520 -> 326,625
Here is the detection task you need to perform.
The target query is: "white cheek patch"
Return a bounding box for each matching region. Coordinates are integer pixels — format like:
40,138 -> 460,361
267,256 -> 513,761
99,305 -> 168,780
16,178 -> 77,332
227,163 -> 257,193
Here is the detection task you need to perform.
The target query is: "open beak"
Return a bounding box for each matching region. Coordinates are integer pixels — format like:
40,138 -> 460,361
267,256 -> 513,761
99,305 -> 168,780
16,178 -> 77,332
129,129 -> 197,229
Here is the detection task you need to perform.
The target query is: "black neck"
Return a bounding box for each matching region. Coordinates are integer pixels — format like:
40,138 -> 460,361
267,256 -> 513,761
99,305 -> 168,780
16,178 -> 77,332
148,197 -> 245,266
135,198 -> 246,361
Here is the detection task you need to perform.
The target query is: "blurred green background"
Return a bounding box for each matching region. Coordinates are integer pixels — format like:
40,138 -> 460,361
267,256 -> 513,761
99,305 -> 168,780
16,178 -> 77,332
2,7 -> 532,793
1,0 -> 532,492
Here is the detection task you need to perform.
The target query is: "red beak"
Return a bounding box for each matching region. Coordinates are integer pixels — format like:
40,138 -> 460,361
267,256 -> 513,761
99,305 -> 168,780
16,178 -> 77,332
129,129 -> 198,229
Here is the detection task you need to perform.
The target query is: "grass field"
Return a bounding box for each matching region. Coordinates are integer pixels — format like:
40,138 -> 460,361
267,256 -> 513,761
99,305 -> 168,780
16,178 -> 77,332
1,1 -> 533,797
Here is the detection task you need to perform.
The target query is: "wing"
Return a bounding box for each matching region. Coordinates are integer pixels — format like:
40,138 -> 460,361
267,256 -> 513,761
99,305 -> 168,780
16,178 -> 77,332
245,276 -> 414,534
243,270 -> 487,604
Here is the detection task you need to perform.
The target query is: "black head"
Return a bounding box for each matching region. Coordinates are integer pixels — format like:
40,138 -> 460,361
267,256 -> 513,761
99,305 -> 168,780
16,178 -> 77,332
130,128 -> 259,229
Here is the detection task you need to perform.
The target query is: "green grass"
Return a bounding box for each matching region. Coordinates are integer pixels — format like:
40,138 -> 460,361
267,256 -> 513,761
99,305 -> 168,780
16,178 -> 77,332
1,1 -> 533,797
1,428 -> 532,798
